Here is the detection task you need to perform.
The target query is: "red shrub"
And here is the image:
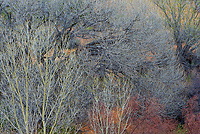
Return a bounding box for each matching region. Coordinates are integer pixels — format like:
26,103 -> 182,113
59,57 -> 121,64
126,96 -> 177,134
183,95 -> 200,134
88,101 -> 125,134
84,96 -> 178,134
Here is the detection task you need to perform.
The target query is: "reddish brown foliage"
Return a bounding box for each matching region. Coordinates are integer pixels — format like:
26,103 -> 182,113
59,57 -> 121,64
82,96 -> 178,134
87,102 -> 125,134
183,95 -> 200,134
126,97 -> 177,134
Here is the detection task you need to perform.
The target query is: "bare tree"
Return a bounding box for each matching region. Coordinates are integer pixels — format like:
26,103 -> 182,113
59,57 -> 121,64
0,0 -> 189,133
154,0 -> 200,70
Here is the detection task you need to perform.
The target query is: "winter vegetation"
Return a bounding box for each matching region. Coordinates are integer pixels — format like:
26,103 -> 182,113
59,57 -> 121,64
0,0 -> 199,133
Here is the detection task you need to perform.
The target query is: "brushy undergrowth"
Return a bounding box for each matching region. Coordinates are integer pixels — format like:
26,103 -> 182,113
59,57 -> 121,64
0,0 -> 199,133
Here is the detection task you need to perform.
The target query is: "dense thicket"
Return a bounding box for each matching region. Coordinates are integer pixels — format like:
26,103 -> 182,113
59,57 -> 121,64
0,0 -> 198,133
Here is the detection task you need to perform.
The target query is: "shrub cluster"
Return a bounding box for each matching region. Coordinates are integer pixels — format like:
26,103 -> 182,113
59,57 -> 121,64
0,0 -> 199,133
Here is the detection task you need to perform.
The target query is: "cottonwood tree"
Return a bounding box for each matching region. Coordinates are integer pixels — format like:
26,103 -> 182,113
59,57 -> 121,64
154,0 -> 200,70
